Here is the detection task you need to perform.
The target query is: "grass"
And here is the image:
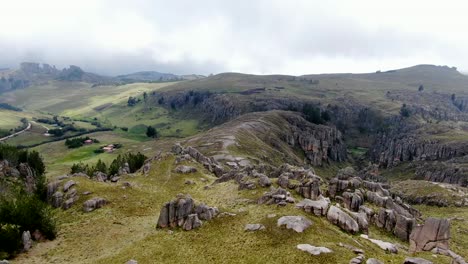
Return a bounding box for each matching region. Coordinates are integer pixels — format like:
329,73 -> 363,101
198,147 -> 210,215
12,154 -> 460,264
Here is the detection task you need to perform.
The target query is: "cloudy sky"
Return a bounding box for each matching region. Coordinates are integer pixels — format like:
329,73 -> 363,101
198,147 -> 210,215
0,0 -> 467,75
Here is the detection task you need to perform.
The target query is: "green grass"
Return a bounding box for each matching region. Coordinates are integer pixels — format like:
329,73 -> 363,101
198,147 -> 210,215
12,154 -> 461,264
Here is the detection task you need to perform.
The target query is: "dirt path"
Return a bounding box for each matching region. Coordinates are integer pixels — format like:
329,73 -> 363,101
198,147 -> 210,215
0,122 -> 31,142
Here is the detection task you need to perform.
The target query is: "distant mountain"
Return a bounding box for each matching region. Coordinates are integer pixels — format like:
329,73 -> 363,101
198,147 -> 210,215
117,71 -> 179,82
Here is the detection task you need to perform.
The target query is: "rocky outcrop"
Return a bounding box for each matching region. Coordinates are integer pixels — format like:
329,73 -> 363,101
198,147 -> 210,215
409,217 -> 450,253
326,205 -> 359,234
47,179 -> 79,210
360,235 -> 398,253
156,194 -> 218,231
296,244 -> 332,255
83,197 -> 107,212
296,196 -> 330,216
245,224 -> 265,231
414,161 -> 468,186
172,144 -> 224,177
403,257 -> 433,264
258,187 -> 294,206
174,165 -> 197,174
277,216 -> 313,233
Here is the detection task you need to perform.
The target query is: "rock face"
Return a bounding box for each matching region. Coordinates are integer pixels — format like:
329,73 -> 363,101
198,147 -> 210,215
277,216 -> 312,233
296,244 -> 332,255
326,205 -> 359,233
83,197 -> 107,212
156,194 -> 218,231
409,218 -> 450,253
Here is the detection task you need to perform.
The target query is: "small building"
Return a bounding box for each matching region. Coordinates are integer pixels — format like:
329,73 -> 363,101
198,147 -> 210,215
84,139 -> 93,144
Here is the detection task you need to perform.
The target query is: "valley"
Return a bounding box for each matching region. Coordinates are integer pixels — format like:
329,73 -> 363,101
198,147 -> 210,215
1,63 -> 468,264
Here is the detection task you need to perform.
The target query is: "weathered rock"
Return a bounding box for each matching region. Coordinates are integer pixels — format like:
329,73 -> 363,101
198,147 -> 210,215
343,190 -> 364,212
182,214 -> 202,231
258,187 -> 291,205
360,234 -> 398,253
195,203 -> 219,220
277,216 -> 312,233
358,205 -> 374,221
296,244 -> 332,255
46,181 -> 61,201
349,255 -> 365,264
94,171 -> 108,182
327,205 -> 359,233
185,180 -> 196,185
338,242 -> 364,254
277,175 -> 290,189
409,218 -> 450,253
245,224 -> 265,231
394,214 -> 416,241
297,176 -> 322,199
366,259 -> 383,264
431,247 -> 467,264
258,175 -> 272,187
296,196 -> 330,216
110,176 -> 120,183
403,257 -> 433,264
51,191 -> 64,208
346,210 -> 369,234
83,197 -> 107,212
22,231 -> 32,251
376,208 -> 396,232
63,180 -> 75,192
175,165 -> 197,174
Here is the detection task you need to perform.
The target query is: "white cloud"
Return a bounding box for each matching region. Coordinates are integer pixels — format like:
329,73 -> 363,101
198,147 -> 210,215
0,0 -> 467,75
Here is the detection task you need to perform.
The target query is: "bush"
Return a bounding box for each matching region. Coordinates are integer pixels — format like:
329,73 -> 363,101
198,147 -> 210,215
0,194 -> 56,258
302,103 -> 324,124
400,104 -> 411,117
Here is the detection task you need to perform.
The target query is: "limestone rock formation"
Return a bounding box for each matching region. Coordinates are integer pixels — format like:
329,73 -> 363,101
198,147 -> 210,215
360,235 -> 398,253
403,257 -> 433,264
409,218 -> 450,253
83,197 -> 107,212
296,196 -> 330,216
175,165 -> 197,174
156,194 -> 218,231
277,216 -> 312,233
296,244 -> 332,255
327,205 -> 359,233
258,187 -> 294,206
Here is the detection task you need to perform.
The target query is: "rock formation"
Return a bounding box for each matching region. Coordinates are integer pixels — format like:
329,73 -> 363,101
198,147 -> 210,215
156,194 -> 218,231
409,218 -> 450,253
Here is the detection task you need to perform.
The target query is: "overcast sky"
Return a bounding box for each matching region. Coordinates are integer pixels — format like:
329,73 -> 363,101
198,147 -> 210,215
0,0 -> 467,76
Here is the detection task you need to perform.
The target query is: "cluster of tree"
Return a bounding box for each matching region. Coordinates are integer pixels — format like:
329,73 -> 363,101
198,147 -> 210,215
0,103 -> 22,112
146,126 -> 158,138
127,96 -> 141,106
301,103 -> 331,124
400,104 -> 411,117
64,136 -> 100,149
70,152 -> 147,177
0,145 -> 55,259
37,116 -> 64,126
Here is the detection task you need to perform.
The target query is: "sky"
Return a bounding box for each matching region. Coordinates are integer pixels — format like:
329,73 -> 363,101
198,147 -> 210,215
0,0 -> 467,76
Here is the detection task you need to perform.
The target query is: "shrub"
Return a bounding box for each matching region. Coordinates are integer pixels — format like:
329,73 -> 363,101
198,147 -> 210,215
400,104 -> 411,117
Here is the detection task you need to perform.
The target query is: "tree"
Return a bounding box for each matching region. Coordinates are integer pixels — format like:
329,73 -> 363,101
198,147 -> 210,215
143,92 -> 148,102
146,126 -> 157,138
451,93 -> 456,101
94,159 -> 107,174
302,103 -> 323,124
418,85 -> 424,92
400,104 -> 410,117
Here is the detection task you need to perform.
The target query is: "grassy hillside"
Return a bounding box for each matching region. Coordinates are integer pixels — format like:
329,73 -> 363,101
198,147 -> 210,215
13,154 -> 462,264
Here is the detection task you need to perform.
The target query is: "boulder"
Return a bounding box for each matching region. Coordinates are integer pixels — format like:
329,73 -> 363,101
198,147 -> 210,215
126,260 -> 138,264
327,205 -> 359,233
63,180 -> 75,192
94,171 -> 108,182
376,208 -> 396,232
296,196 -> 330,216
296,244 -> 332,255
258,187 -> 292,205
394,214 -> 416,241
360,234 -> 398,253
83,197 -> 107,212
258,175 -> 272,187
403,257 -> 433,264
366,259 -> 383,264
182,214 -> 202,231
277,216 -> 312,233
277,175 -> 290,189
350,255 -> 365,264
175,165 -> 197,174
195,203 -> 219,220
46,181 -> 61,201
245,224 -> 265,231
343,190 -> 364,212
110,176 -> 120,183
297,176 -> 322,199
51,191 -> 64,208
22,231 -> 32,251
409,218 -> 450,253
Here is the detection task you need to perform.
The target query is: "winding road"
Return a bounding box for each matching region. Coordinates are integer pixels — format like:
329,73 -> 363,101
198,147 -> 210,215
0,122 -> 32,142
